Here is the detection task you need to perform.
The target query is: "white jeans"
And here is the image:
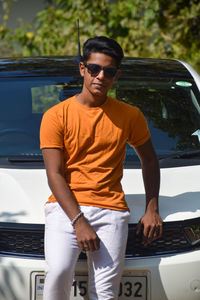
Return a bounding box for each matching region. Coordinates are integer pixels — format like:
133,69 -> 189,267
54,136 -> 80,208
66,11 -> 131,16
43,203 -> 130,300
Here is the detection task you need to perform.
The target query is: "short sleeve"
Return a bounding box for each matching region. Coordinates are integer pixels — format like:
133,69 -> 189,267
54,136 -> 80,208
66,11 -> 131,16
40,107 -> 64,150
128,107 -> 150,147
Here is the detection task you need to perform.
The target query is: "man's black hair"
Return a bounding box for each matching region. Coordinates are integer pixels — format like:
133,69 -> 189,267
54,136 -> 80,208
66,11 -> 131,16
82,36 -> 124,67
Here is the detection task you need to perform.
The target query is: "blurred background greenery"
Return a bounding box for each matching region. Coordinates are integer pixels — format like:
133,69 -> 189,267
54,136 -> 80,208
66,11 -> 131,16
0,0 -> 200,73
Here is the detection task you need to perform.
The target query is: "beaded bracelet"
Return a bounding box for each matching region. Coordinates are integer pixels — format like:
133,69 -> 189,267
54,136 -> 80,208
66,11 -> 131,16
71,211 -> 84,227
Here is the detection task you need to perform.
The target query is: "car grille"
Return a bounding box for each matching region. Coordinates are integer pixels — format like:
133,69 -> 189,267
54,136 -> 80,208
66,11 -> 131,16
0,223 -> 44,258
127,220 -> 200,257
0,218 -> 200,259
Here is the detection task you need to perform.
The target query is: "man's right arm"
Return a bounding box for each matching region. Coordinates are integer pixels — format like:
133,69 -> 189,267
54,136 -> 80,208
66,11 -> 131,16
42,148 -> 100,252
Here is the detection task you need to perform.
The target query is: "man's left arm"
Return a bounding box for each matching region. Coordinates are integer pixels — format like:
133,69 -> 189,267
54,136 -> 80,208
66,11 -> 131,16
134,138 -> 163,246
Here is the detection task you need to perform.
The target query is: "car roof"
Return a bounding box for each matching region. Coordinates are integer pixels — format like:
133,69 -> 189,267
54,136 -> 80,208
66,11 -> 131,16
0,56 -> 190,78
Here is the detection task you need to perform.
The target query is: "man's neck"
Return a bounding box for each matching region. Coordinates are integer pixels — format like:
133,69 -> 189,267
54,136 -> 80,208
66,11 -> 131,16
76,90 -> 107,108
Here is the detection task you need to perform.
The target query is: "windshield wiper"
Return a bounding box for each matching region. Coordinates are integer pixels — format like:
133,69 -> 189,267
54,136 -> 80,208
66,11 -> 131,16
159,149 -> 200,160
7,155 -> 43,162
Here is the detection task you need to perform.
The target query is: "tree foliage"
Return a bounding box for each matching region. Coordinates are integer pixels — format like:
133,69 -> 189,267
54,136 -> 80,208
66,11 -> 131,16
0,0 -> 200,72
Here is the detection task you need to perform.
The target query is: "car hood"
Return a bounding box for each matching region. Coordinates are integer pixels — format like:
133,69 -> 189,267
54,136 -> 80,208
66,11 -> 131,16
0,165 -> 200,224
123,165 -> 200,223
0,168 -> 49,224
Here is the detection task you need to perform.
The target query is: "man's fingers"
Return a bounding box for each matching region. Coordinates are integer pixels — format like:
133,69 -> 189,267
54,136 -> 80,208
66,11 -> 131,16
143,224 -> 150,239
142,227 -> 154,246
75,219 -> 100,252
88,236 -> 100,251
79,235 -> 100,252
136,220 -> 142,235
140,222 -> 162,246
93,235 -> 100,251
159,223 -> 163,237
152,222 -> 163,240
137,213 -> 163,246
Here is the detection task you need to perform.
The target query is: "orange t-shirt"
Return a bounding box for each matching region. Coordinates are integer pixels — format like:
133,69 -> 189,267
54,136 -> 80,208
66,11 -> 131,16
40,96 -> 150,211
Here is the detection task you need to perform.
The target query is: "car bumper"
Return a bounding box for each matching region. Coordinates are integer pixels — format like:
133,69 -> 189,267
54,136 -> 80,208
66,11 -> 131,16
124,250 -> 200,300
0,250 -> 200,300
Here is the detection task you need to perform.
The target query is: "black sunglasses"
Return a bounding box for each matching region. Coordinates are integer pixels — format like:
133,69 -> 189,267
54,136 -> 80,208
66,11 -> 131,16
84,63 -> 118,78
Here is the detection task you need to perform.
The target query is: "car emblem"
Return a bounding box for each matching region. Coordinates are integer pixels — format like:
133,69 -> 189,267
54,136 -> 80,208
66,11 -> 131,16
192,129 -> 200,142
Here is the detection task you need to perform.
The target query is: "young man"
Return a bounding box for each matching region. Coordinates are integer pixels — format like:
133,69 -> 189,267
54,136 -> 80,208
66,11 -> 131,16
40,36 -> 162,300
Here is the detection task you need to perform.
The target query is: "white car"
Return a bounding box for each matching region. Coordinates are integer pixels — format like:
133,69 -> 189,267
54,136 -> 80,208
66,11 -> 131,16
0,56 -> 200,300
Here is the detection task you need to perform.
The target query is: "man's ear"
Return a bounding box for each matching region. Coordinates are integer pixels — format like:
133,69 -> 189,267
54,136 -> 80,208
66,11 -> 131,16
79,62 -> 85,77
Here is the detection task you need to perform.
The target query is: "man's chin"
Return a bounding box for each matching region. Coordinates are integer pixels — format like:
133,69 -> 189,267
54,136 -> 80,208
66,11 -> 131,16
85,85 -> 109,98
91,89 -> 107,97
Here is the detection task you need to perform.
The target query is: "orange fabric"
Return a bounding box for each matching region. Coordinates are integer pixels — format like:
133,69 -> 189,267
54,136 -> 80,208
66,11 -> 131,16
40,96 -> 150,211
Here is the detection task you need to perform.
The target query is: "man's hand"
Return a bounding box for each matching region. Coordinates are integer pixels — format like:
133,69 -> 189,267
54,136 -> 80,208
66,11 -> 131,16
136,210 -> 163,246
74,216 -> 100,252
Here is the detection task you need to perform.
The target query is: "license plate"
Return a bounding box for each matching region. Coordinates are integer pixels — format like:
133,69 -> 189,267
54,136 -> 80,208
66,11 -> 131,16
33,273 -> 148,300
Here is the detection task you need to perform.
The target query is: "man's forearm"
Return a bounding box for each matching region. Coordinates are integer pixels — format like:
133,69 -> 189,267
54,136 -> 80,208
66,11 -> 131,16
46,171 -> 81,221
134,139 -> 162,244
141,156 -> 160,212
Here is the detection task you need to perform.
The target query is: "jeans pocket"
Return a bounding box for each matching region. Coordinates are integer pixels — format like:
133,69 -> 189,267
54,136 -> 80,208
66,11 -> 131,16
45,203 -> 58,217
45,202 -> 74,233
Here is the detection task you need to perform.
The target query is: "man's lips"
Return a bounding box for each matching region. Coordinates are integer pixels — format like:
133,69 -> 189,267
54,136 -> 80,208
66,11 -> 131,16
92,83 -> 105,88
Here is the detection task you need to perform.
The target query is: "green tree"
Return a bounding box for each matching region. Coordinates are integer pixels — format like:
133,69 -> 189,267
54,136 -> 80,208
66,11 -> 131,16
0,0 -> 200,72
156,0 -> 200,71
0,0 -> 14,56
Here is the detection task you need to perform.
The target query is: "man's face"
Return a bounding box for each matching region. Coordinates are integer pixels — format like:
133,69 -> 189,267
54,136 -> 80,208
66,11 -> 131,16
79,52 -> 120,98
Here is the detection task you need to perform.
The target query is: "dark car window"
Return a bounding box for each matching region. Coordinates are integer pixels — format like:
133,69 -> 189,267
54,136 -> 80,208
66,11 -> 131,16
115,76 -> 200,167
0,59 -> 200,168
0,77 -> 81,160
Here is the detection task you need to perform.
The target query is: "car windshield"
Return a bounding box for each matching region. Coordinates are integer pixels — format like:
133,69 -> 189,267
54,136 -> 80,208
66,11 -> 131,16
0,76 -> 82,162
116,75 -> 200,167
0,63 -> 200,168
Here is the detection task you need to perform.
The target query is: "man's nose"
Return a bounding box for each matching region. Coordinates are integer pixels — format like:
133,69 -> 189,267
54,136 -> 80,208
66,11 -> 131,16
97,69 -> 105,79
